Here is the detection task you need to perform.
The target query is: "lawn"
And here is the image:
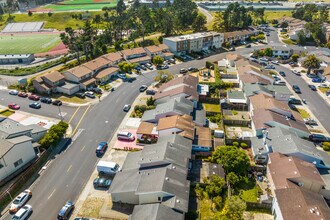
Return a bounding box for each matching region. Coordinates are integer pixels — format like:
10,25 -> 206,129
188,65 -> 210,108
203,103 -> 221,113
0,109 -> 14,117
199,198 -> 217,220
296,108 -> 310,119
265,11 -> 292,21
240,186 -> 259,203
37,0 -> 117,11
77,197 -> 104,218
58,96 -> 87,104
282,39 -> 297,45
0,33 -> 61,54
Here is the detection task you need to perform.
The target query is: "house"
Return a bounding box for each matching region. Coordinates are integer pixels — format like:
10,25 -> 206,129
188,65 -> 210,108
272,46 -> 293,59
0,117 -> 33,140
95,67 -> 119,84
63,65 -> 95,90
157,115 -> 195,140
0,54 -> 35,64
129,204 -> 184,220
193,109 -> 207,127
82,57 -> 110,74
32,71 -> 65,94
155,75 -> 199,106
321,66 -> 330,83
136,122 -> 158,143
163,32 -> 224,54
226,90 -> 248,111
249,94 -> 292,117
0,136 -> 35,184
121,47 -> 151,64
251,108 -> 309,138
205,163 -> 225,179
251,127 -> 330,169
141,97 -> 194,123
144,44 -> 174,59
223,27 -> 259,45
25,124 -> 47,143
244,83 -> 292,101
102,52 -> 124,65
267,152 -> 326,194
192,126 -> 212,153
237,65 -> 274,87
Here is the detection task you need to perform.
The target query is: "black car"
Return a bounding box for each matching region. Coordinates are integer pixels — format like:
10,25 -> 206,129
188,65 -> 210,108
93,178 -> 112,189
309,134 -> 330,142
279,71 -> 286,77
188,67 -> 199,72
75,92 -> 85,99
57,201 -> 74,220
245,44 -> 251,48
52,100 -> 63,106
40,97 -> 52,104
96,142 -> 108,156
308,84 -> 317,91
93,88 -> 102,94
29,102 -> 41,109
139,85 -> 148,92
288,98 -> 302,105
146,90 -> 156,95
292,85 -> 301,93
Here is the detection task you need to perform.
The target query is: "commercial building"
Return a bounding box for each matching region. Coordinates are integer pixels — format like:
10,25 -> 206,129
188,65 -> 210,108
0,54 -> 35,64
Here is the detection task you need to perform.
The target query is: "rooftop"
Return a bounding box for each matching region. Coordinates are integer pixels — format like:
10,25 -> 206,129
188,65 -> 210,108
144,44 -> 169,54
102,52 -> 123,62
95,67 -> 119,79
66,65 -> 92,78
0,136 -> 33,158
83,57 -> 109,71
0,118 -> 32,138
164,32 -> 221,42
129,204 -> 184,220
137,122 -> 156,135
42,70 -> 65,83
121,47 -> 146,57
249,94 -> 291,113
157,115 -> 195,140
154,85 -> 199,101
158,75 -> 198,92
193,126 -> 212,148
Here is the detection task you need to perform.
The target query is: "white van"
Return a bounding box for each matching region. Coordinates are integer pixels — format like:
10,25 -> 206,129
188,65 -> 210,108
117,131 -> 135,141
97,161 -> 120,175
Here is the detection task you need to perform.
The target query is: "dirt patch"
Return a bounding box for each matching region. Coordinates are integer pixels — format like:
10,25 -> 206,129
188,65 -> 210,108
77,197 -> 105,218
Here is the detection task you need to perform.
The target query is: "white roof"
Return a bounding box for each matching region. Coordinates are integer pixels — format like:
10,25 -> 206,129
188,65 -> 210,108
97,161 -> 117,168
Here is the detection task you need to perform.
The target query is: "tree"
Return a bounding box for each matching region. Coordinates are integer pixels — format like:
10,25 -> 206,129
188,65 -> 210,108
118,61 -> 135,73
212,12 -> 224,32
227,172 -> 239,188
280,21 -> 288,29
146,96 -> 155,106
211,146 -> 250,176
47,11 -> 53,17
171,0 -> 198,31
319,6 -> 329,22
60,27 -> 82,63
154,70 -> 174,84
220,196 -> 247,220
28,10 -> 32,16
204,175 -> 226,198
116,0 -> 126,16
153,55 -> 164,66
93,14 -> 102,28
263,47 -> 273,57
302,54 -> 320,74
291,54 -> 300,62
297,30 -> 307,45
192,13 -> 207,32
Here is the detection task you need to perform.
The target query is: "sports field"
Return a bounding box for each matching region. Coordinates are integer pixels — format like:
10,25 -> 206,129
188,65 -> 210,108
35,0 -> 117,12
0,33 -> 61,54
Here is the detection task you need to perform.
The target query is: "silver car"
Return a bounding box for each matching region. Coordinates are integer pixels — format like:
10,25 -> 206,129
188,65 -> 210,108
9,190 -> 32,213
12,205 -> 33,220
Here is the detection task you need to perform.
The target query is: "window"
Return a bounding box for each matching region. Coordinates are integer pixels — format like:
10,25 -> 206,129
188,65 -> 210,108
14,159 -> 23,168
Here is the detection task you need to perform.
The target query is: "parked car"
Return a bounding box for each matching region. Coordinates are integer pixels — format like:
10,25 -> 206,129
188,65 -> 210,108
12,204 -> 33,220
28,94 -> 40,101
117,73 -> 127,80
18,92 -> 28,98
146,63 -> 153,70
8,103 -> 20,110
188,67 -> 198,72
309,134 -> 330,142
9,90 -> 19,95
271,60 -> 279,65
307,74 -> 318,78
57,201 -> 74,220
117,131 -> 135,141
157,64 -> 169,70
40,97 -> 52,104
288,98 -> 302,105
308,84 -> 317,91
279,71 -> 286,77
96,142 -> 108,156
273,81 -> 286,86
312,77 -> 324,83
85,91 -> 95,99
97,161 -> 120,175
179,68 -> 188,74
265,65 -> 275,69
292,85 -> 301,93
52,100 -> 63,106
318,84 -> 329,88
266,33 -> 270,36
139,85 -> 148,92
9,190 -> 32,213
140,64 -> 147,70
123,104 -> 131,112
292,70 -> 301,76
168,58 -> 176,64
93,178 -> 112,189
146,90 -> 156,95
245,44 -> 251,48
29,102 -> 41,109
196,56 -> 203,60
259,57 -> 268,62
93,87 -> 102,94
75,92 -> 86,99
304,118 -> 318,126
229,47 -> 235,51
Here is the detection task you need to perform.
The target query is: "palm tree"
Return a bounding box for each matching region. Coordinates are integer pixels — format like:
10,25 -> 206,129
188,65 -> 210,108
302,54 -> 320,74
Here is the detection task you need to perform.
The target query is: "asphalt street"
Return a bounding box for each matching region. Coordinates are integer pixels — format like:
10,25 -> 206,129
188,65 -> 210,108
1,28 -> 330,219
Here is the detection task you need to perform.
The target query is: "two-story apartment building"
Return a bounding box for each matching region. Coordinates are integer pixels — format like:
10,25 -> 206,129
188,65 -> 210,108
144,44 -> 174,59
102,52 -> 124,66
82,56 -> 110,75
121,47 -> 151,64
272,46 -> 293,59
63,65 -> 95,90
32,71 -> 66,94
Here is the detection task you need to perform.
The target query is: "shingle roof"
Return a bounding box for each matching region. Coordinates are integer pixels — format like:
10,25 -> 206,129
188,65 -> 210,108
250,94 -> 291,113
42,71 -> 64,83
102,52 -> 123,62
137,122 -> 155,135
121,47 -> 146,57
194,126 -> 212,148
0,136 -> 33,158
154,85 -> 199,101
129,204 -> 184,220
128,56 -> 151,64
144,44 -> 169,54
0,118 -> 33,138
157,115 -> 195,140
158,75 -> 198,92
95,67 -> 119,79
83,57 -> 109,71
66,65 -> 92,78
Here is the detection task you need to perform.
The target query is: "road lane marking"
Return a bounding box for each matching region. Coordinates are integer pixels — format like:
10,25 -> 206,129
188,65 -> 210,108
72,129 -> 84,142
67,165 -> 72,172
68,106 -> 81,124
81,145 -> 86,152
71,105 -> 91,137
47,189 -> 56,200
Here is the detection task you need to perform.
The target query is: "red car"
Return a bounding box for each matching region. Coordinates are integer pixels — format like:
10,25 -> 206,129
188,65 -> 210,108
18,92 -> 28,98
8,103 -> 20,110
28,94 -> 40,101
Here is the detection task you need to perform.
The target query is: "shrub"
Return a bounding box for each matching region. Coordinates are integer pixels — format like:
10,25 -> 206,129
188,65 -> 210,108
323,142 -> 330,151
240,143 -> 248,149
232,110 -> 238,115
233,142 -> 239,147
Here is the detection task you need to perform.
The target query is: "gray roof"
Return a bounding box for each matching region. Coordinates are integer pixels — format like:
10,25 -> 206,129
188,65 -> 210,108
141,97 -> 194,122
0,118 -> 32,138
243,83 -> 271,97
0,136 -> 33,158
129,204 -> 184,220
193,109 -> 207,126
251,127 -> 330,167
26,124 -> 47,134
59,82 -> 80,90
227,90 -> 245,100
264,85 -> 292,95
0,54 -> 33,59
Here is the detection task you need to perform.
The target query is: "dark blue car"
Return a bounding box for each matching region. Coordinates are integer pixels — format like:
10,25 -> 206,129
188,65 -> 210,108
96,142 -> 108,156
312,78 -> 323,83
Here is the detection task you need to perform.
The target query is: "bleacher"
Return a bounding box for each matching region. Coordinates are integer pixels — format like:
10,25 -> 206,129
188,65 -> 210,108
1,22 -> 44,33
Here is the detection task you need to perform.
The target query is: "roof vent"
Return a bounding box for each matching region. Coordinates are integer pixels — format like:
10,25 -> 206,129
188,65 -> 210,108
165,177 -> 169,181
173,166 -> 176,169
176,199 -> 180,203
294,171 -> 297,174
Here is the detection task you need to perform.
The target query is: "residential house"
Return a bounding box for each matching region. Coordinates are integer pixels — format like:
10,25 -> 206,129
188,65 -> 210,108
192,126 -> 212,153
144,44 -> 174,59
63,65 -> 95,90
249,94 -> 292,117
121,47 -> 151,64
193,109 -> 207,127
272,46 -> 293,59
129,204 -> 184,220
102,52 -> 124,66
95,67 -> 119,84
155,75 -> 199,106
141,97 -> 194,123
0,117 -> 32,140
237,65 -> 274,87
0,136 -> 35,184
244,83 -> 292,101
251,108 -> 309,138
163,32 -> 223,54
223,27 -> 259,45
226,90 -> 248,111
136,122 -> 158,143
157,115 -> 195,140
251,127 -> 330,169
82,57 -> 110,75
320,65 -> 330,83
205,163 -> 225,180
33,71 -> 65,94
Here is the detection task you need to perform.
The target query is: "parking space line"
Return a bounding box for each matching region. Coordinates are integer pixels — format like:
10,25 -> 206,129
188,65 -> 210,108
81,146 -> 86,152
47,189 -> 56,200
67,165 -> 72,173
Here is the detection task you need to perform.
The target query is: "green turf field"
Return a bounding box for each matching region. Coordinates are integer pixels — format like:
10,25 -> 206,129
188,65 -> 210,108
0,34 -> 61,54
60,0 -> 114,4
38,0 -> 117,11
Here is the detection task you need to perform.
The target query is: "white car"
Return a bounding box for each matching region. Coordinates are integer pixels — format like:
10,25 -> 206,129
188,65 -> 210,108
12,204 -> 33,220
292,70 -> 301,76
84,91 -> 95,98
318,83 -> 329,88
9,90 -> 19,95
9,190 -> 32,213
123,104 -> 131,112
